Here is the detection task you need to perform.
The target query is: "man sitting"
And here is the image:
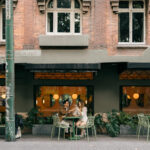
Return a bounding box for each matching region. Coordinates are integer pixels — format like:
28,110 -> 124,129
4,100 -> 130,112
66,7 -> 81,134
59,99 -> 71,137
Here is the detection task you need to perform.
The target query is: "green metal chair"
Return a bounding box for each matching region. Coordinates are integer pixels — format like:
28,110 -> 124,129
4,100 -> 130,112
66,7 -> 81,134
51,115 -> 70,141
137,113 -> 144,136
76,116 -> 97,141
137,114 -> 150,141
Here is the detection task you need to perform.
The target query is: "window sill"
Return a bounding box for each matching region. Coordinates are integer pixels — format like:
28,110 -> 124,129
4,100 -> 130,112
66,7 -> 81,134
39,35 -> 89,48
117,44 -> 148,49
0,41 -> 6,46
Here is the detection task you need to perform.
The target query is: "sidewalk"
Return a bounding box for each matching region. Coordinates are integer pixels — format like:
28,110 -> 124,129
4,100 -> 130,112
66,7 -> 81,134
0,135 -> 150,150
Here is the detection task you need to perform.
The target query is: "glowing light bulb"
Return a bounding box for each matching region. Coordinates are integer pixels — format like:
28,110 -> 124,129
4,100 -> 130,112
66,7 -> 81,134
133,93 -> 139,100
1,94 -> 6,99
53,94 -> 59,100
72,94 -> 78,99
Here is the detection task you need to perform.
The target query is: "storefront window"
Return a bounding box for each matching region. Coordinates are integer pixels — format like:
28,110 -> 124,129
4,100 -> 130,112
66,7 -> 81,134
0,86 -> 6,113
35,86 -> 94,116
122,86 -> 150,114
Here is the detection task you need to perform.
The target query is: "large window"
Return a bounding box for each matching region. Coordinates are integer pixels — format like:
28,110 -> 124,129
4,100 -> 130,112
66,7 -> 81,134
46,0 -> 82,34
118,0 -> 145,44
0,7 -> 5,41
0,86 -> 6,113
122,86 -> 150,114
35,86 -> 94,116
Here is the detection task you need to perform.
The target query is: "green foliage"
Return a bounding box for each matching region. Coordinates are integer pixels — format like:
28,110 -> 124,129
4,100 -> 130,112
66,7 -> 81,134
95,110 -> 139,137
24,107 -> 53,128
95,114 -> 105,127
95,110 -> 120,137
118,112 -> 138,128
105,111 -> 120,137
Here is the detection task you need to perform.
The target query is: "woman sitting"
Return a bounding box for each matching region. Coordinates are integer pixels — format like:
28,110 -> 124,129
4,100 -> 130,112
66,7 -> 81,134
76,100 -> 88,137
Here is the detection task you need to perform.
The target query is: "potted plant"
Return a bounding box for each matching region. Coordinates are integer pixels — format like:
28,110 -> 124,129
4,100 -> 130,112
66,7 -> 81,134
118,112 -> 138,135
24,107 -> 53,135
95,110 -> 120,137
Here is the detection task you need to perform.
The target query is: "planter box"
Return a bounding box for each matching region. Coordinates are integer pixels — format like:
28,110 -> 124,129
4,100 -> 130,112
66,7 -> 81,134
0,125 -> 5,135
120,125 -> 148,135
120,125 -> 137,135
32,124 -> 53,135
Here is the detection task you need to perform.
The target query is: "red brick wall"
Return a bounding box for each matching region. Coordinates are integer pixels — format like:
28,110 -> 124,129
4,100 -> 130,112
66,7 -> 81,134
0,0 -> 149,56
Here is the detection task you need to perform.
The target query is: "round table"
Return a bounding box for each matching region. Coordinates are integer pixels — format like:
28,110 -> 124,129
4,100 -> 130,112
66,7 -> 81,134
64,116 -> 81,140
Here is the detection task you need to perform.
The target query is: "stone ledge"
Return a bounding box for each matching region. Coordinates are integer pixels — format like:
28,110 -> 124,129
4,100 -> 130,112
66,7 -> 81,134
39,35 -> 89,47
0,41 -> 6,46
36,0 -> 91,14
110,0 -> 119,14
117,44 -> 148,49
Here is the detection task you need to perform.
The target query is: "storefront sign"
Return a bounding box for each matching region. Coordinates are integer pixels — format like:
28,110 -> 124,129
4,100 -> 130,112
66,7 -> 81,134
34,72 -> 93,80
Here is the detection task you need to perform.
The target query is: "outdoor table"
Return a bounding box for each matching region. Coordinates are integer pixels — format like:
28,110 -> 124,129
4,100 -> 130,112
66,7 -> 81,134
64,116 -> 81,140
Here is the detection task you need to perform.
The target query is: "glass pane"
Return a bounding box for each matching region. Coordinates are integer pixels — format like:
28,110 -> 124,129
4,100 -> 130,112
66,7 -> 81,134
132,13 -> 144,42
47,0 -> 53,8
2,8 -> 5,40
133,1 -> 144,8
119,13 -> 129,42
122,86 -> 150,114
75,0 -> 80,8
57,0 -> 71,8
47,13 -> 53,32
58,13 -> 70,32
119,1 -> 129,8
75,13 -> 80,33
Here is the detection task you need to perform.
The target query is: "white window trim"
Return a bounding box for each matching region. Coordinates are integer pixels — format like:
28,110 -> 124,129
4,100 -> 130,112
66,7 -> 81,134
118,0 -> 145,45
0,6 -> 5,42
46,0 -> 82,35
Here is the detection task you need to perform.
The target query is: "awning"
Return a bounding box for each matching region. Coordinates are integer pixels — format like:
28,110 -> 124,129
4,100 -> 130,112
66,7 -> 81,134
24,63 -> 101,72
1,47 -> 150,70
127,63 -> 150,69
14,48 -> 150,64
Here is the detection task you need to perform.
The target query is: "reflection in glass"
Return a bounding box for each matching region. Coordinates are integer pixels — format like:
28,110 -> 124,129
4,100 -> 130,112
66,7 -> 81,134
50,94 -> 55,107
132,13 -> 144,42
133,1 -> 144,8
119,13 -> 129,42
47,13 -> 53,32
75,13 -> 80,33
57,0 -> 71,8
58,13 -> 70,32
119,1 -> 129,8
59,94 -> 72,106
2,8 -> 5,40
75,0 -> 80,8
122,86 -> 150,114
47,0 -> 53,8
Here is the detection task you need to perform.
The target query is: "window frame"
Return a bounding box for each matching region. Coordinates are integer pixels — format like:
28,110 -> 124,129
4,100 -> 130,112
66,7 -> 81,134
118,0 -> 145,45
46,0 -> 82,35
0,6 -> 5,42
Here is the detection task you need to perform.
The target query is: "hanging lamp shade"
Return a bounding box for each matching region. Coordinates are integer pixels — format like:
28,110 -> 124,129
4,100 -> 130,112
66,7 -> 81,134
72,94 -> 78,99
53,94 -> 59,100
133,93 -> 139,100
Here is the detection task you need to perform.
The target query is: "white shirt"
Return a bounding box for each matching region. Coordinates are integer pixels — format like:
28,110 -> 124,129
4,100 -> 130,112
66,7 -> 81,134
80,107 -> 88,123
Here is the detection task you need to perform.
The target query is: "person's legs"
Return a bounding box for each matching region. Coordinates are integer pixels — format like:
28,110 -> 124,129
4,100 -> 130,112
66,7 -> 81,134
76,121 -> 82,127
80,122 -> 86,136
60,120 -> 70,133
